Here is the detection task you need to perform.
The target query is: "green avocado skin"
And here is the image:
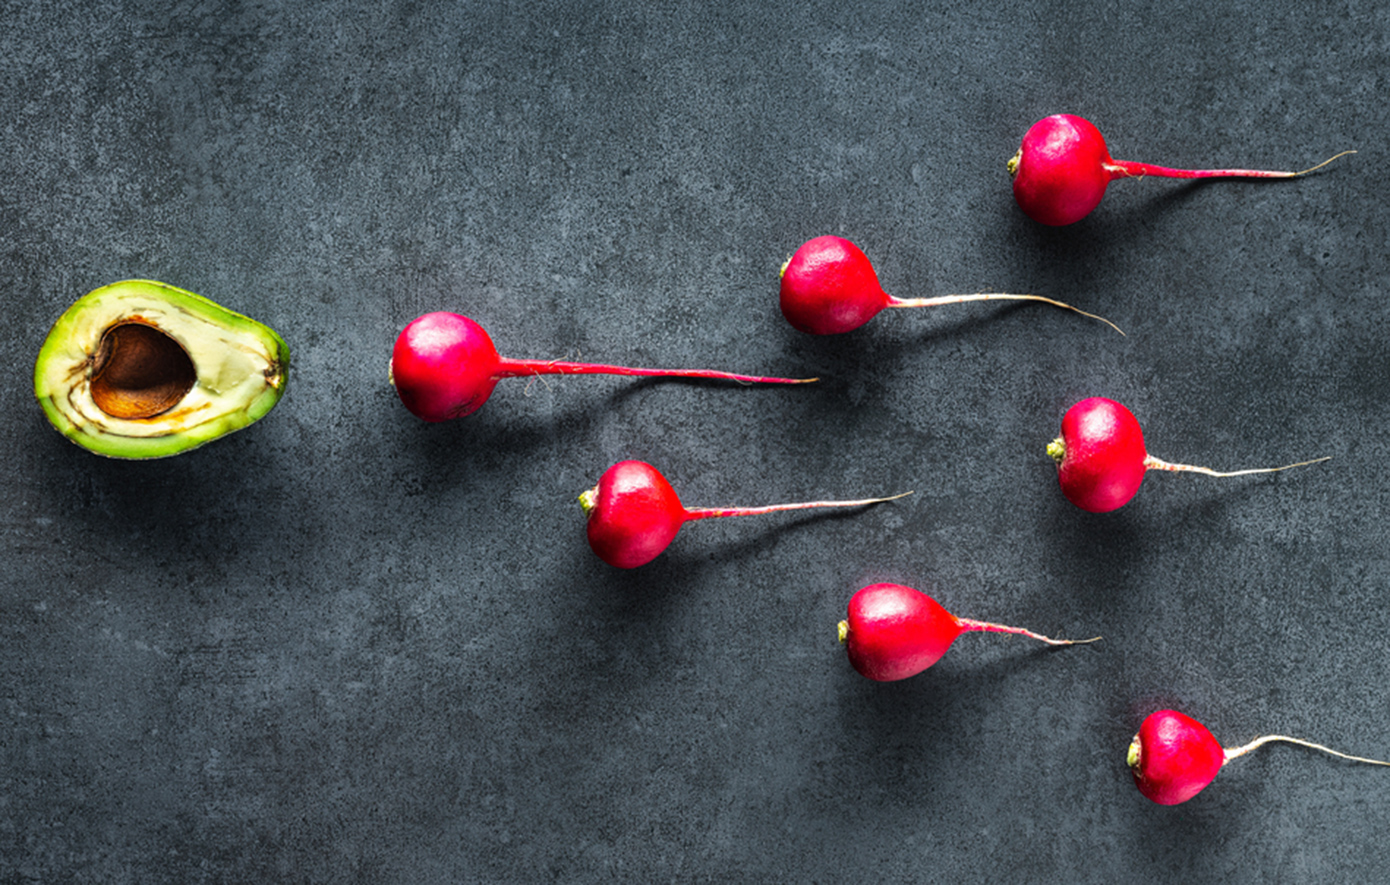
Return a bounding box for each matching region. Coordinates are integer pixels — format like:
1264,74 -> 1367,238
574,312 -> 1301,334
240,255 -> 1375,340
34,280 -> 290,459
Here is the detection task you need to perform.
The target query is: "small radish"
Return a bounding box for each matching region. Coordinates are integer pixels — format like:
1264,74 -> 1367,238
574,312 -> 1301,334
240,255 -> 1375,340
1047,396 -> 1328,513
778,235 -> 1123,335
838,582 -> 1099,682
578,460 -> 911,569
1008,113 -> 1354,226
390,312 -> 816,422
1129,708 -> 1390,806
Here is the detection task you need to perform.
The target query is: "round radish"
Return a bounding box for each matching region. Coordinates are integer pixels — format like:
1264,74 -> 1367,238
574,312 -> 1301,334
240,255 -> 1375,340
1126,710 -> 1226,805
578,460 -> 911,569
390,312 -> 817,422
838,582 -> 1098,682
1047,397 -> 1329,513
778,235 -> 1123,335
1008,113 -> 1354,226
1129,708 -> 1390,806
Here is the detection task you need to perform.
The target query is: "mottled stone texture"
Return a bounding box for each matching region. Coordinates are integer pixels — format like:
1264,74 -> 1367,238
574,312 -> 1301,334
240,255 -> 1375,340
3,1 -> 1389,882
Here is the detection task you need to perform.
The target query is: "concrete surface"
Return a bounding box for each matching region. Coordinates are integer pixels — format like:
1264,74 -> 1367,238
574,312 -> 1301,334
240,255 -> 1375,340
3,1 -> 1389,882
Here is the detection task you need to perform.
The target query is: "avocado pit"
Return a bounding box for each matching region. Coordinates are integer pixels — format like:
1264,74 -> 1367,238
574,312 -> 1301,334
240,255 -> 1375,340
89,320 -> 196,420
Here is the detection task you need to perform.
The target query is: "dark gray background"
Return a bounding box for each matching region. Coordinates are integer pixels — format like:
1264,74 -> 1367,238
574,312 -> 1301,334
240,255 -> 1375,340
4,1 -> 1388,882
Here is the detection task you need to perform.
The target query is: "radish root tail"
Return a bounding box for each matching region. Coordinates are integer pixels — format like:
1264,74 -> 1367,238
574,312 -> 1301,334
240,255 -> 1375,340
887,293 -> 1124,337
1223,734 -> 1390,767
1142,455 -> 1331,478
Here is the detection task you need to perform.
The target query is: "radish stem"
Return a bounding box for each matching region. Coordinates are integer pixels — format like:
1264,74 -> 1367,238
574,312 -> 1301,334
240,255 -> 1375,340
1223,734 -> 1390,767
496,356 -> 817,385
683,491 -> 913,522
955,618 -> 1101,646
1107,150 -> 1356,181
886,293 -> 1125,336
1142,455 -> 1330,477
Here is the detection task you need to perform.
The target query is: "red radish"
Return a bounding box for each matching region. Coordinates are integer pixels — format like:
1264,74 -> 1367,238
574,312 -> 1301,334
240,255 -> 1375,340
578,460 -> 911,569
1048,396 -> 1329,513
1129,709 -> 1390,806
1008,114 -> 1354,226
838,582 -> 1098,682
390,312 -> 816,422
778,235 -> 1123,335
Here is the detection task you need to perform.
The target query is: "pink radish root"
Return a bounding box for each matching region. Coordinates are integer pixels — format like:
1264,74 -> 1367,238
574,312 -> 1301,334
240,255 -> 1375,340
778,235 -> 1123,335
391,312 -> 816,422
1048,396 -> 1329,513
580,460 -> 911,569
1008,114 -> 1354,226
837,582 -> 1100,682
1129,709 -> 1390,806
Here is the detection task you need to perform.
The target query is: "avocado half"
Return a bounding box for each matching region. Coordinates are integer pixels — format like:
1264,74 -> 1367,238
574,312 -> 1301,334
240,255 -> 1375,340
34,279 -> 289,459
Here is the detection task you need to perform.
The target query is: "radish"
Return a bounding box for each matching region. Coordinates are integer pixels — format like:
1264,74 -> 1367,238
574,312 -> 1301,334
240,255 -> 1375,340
390,312 -> 816,422
838,582 -> 1099,682
1008,113 -> 1354,226
1047,396 -> 1328,513
1129,709 -> 1390,806
578,460 -> 911,569
778,235 -> 1123,335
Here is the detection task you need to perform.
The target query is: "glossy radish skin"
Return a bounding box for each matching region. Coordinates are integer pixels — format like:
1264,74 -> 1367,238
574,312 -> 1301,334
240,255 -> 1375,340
391,312 -> 505,421
779,236 -> 889,334
840,583 -> 965,681
1128,708 -> 1390,806
1050,397 -> 1149,513
778,236 -> 1123,336
390,312 -> 816,422
580,461 -> 687,569
1009,115 -> 1115,227
1048,396 -> 1330,513
1008,113 -> 1354,226
838,583 -> 1097,682
579,461 -> 910,569
1128,709 -> 1225,806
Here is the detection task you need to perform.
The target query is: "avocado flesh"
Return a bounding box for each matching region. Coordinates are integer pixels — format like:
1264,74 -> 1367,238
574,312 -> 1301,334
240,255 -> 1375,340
34,279 -> 289,459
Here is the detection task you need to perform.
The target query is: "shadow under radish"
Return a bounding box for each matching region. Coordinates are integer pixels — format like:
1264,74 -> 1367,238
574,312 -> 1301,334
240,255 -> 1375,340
504,549 -> 737,749
997,193 -> 1180,311
827,642 -> 1099,796
520,499 -> 920,719
1042,494 -> 1148,599
391,373 -> 810,490
653,505 -> 910,577
1152,463 -> 1310,516
1038,467 -> 1294,643
778,302 -> 1069,374
769,307 -> 1074,457
1134,175 -> 1226,204
1115,767 -> 1254,868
